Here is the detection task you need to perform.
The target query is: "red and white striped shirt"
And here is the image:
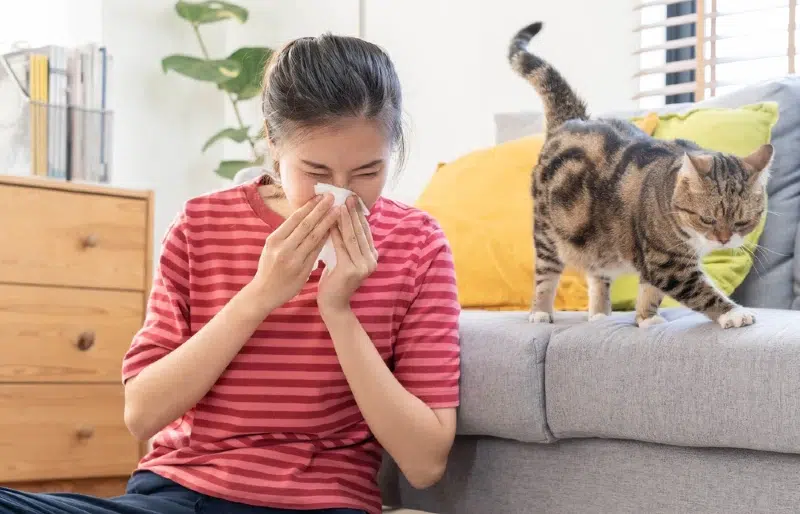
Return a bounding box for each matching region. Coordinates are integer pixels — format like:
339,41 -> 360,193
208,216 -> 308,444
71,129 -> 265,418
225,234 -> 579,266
121,175 -> 461,514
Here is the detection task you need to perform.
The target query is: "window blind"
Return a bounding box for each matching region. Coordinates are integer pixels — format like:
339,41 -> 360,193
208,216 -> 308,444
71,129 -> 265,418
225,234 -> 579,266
635,0 -> 797,108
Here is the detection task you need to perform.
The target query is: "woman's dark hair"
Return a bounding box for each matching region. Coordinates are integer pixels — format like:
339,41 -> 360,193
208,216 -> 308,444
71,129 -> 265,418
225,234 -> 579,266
261,33 -> 407,170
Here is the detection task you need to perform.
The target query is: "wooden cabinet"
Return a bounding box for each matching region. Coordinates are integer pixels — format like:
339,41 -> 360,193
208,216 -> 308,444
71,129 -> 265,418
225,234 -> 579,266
0,175 -> 153,497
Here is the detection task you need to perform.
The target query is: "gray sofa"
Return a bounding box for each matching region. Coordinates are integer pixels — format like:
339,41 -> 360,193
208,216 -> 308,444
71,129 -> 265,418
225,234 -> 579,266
379,76 -> 800,513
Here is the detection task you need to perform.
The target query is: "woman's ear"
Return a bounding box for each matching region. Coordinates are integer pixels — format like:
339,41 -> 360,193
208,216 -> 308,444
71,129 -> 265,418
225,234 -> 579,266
262,122 -> 277,154
259,122 -> 281,171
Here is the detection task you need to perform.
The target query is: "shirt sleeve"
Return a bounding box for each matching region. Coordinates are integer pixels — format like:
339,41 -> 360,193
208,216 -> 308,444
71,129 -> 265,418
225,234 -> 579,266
122,212 -> 192,384
392,223 -> 461,409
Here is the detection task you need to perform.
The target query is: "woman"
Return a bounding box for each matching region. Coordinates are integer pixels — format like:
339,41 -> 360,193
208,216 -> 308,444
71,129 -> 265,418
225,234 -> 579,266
0,33 -> 460,514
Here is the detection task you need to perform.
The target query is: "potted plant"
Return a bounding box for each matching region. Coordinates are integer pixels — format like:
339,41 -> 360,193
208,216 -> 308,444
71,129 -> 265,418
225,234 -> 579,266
161,0 -> 273,179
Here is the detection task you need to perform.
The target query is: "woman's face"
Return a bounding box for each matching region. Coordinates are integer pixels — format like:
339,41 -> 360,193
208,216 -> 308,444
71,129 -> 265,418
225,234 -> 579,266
275,117 -> 392,212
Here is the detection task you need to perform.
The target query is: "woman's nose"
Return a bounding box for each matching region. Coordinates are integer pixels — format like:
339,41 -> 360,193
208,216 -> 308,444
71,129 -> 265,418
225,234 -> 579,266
332,176 -> 350,190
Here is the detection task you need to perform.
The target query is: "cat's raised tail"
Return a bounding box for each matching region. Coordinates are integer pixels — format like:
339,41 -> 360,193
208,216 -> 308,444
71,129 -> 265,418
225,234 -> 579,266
508,22 -> 589,134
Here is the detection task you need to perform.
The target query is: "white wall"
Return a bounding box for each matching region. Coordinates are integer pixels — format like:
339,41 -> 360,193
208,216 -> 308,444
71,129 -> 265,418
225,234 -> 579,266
0,0 -> 103,52
222,0 -> 640,204
99,0 -> 637,261
102,0 -> 229,264
364,0 -> 639,204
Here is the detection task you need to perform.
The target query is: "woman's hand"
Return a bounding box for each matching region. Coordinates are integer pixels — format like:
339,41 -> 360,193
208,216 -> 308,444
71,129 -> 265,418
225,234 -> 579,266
317,195 -> 378,316
252,193 -> 338,310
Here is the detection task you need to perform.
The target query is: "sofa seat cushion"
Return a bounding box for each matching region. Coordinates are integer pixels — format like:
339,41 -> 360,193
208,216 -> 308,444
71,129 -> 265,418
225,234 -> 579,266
455,310 -> 588,443
545,308 -> 800,454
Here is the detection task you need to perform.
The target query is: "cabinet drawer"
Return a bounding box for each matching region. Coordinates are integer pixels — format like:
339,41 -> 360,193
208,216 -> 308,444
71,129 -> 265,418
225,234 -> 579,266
0,185 -> 148,290
0,384 -> 140,482
0,285 -> 143,383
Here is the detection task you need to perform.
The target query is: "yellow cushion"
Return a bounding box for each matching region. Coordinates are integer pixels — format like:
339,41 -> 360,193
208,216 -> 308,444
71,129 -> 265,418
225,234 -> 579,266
414,114 -> 658,311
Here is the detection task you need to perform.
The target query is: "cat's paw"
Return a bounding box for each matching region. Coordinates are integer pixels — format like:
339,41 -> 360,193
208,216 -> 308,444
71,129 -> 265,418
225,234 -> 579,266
636,315 -> 666,328
529,311 -> 553,324
717,308 -> 756,329
588,313 -> 609,322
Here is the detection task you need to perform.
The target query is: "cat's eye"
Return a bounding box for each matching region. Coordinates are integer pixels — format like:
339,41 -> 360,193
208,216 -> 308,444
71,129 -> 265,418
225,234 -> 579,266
699,216 -> 716,225
734,220 -> 750,228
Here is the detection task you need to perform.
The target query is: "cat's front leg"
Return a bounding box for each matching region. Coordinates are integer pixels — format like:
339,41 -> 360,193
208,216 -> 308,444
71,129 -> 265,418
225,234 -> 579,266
529,229 -> 564,324
635,282 -> 666,328
649,267 -> 755,328
587,275 -> 612,322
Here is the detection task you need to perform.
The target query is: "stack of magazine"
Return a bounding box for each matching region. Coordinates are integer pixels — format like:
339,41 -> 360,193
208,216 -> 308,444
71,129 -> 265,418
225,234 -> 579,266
0,43 -> 113,183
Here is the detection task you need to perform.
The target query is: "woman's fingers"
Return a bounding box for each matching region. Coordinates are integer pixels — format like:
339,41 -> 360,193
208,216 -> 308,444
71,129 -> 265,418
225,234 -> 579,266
274,194 -> 376,276
330,224 -> 347,256
297,206 -> 340,265
339,203 -> 364,265
282,194 -> 335,248
270,194 -> 324,241
355,203 -> 378,260
348,200 -> 372,261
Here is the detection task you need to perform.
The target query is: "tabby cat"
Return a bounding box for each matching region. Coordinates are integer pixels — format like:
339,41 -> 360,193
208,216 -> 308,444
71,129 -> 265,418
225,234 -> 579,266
508,21 -> 773,329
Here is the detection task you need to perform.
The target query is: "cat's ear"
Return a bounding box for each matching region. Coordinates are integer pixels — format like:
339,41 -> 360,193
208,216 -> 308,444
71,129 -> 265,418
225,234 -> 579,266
678,153 -> 712,184
743,143 -> 774,170
688,153 -> 713,175
743,144 -> 774,186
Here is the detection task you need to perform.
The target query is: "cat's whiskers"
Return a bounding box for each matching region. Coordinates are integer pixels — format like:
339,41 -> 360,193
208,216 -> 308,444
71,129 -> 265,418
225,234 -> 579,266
739,246 -> 765,277
748,246 -> 767,271
752,243 -> 788,258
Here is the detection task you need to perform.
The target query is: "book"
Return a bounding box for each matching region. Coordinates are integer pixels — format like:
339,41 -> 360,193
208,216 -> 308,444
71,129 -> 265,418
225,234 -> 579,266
0,43 -> 113,183
29,52 -> 47,177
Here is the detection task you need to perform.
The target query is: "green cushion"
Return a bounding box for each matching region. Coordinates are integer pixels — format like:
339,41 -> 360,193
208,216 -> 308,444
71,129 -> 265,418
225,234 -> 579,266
612,102 -> 779,310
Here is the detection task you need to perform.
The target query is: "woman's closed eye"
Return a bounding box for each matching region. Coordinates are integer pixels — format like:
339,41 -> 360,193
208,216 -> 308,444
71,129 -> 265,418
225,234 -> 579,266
303,168 -> 330,179
354,163 -> 384,178
305,171 -> 327,177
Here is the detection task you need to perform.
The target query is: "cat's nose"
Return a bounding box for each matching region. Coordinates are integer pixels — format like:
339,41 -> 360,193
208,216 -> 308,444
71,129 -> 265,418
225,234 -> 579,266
716,230 -> 732,244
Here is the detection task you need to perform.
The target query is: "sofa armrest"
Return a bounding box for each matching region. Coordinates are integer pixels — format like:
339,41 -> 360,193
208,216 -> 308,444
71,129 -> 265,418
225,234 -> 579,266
454,309 -> 588,443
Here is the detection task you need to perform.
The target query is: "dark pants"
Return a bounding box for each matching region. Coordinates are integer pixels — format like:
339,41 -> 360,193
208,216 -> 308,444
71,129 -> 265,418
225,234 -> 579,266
0,471 -> 366,514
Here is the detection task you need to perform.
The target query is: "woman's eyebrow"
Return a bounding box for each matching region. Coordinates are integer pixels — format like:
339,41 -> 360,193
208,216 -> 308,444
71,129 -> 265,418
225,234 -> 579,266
300,159 -> 330,170
301,159 -> 383,171
351,159 -> 383,171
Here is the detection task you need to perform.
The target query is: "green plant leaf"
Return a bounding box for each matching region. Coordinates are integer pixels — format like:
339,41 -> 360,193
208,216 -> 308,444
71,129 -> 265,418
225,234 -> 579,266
175,0 -> 248,24
162,54 -> 241,83
202,126 -> 251,152
218,47 -> 274,100
215,157 -> 263,180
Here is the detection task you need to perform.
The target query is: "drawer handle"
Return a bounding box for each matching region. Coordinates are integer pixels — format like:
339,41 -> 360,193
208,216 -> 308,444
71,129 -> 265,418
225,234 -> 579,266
76,425 -> 95,440
76,331 -> 96,351
81,234 -> 99,249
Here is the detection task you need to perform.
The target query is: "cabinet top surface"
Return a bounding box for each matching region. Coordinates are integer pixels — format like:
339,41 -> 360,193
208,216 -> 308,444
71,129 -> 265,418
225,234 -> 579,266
0,175 -> 152,200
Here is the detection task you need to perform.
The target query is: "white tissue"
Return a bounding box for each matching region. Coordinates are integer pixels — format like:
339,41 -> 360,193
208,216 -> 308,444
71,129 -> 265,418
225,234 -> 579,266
313,182 -> 369,270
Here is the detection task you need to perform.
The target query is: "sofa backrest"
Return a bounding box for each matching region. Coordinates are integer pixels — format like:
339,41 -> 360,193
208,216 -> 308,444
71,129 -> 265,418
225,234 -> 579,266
495,76 -> 800,310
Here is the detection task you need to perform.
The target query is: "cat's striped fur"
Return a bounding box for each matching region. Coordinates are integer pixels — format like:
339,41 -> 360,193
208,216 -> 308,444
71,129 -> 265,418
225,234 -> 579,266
509,22 -> 773,329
